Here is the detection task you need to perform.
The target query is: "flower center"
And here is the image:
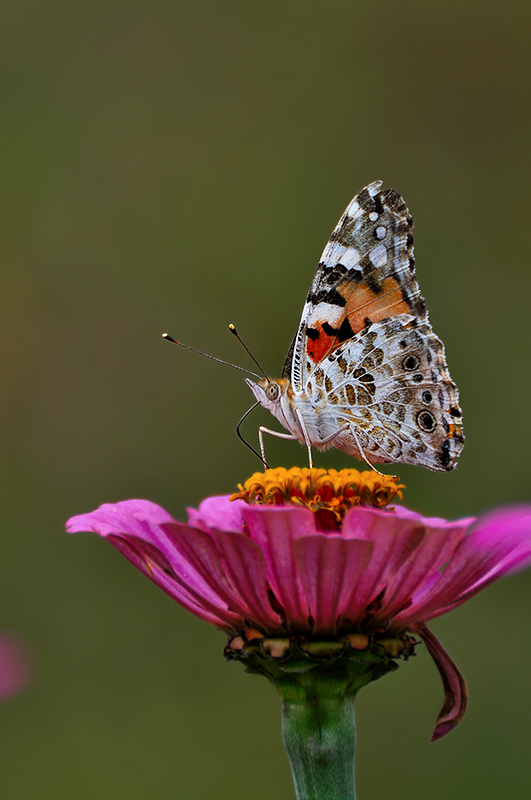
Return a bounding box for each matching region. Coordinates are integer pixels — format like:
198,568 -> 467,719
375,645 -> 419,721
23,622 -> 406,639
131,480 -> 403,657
230,467 -> 404,528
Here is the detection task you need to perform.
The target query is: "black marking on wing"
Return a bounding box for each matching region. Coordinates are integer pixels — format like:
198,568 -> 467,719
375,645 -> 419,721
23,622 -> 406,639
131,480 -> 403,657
307,287 -> 347,307
359,254 -> 383,295
439,439 -> 452,470
321,317 -> 354,343
356,188 -> 376,212
376,188 -> 410,217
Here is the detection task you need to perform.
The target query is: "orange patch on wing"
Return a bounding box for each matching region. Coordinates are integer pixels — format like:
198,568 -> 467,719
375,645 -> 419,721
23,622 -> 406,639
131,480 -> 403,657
345,278 -> 410,333
447,422 -> 464,439
305,277 -> 411,364
306,326 -> 338,363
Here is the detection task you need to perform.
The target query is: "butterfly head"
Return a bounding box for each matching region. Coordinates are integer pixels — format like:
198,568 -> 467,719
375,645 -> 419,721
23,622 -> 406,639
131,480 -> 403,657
245,377 -> 291,421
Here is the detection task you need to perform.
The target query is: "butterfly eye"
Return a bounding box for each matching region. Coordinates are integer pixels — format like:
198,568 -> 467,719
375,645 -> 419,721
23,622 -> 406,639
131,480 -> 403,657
266,383 -> 280,401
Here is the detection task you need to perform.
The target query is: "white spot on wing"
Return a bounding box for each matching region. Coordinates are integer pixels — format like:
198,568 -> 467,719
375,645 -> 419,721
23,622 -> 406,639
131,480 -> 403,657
321,241 -> 346,266
340,247 -> 360,268
376,226 -> 386,240
307,303 -> 344,325
344,199 -> 360,218
369,212 -> 379,222
370,244 -> 387,268
367,180 -> 383,196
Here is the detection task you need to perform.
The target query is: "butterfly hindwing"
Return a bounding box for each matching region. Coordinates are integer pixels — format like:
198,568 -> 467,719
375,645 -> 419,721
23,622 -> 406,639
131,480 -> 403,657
304,317 -> 464,470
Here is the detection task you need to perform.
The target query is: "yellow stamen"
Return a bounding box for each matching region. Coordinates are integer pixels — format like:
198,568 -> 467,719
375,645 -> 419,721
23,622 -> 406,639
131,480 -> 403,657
230,467 -> 404,526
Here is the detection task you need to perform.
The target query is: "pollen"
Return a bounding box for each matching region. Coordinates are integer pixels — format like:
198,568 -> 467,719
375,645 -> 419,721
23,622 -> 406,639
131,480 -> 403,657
231,467 -> 404,527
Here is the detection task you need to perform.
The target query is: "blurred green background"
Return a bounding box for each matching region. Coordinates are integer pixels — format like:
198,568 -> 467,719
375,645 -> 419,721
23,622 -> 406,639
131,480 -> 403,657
1,1 -> 530,797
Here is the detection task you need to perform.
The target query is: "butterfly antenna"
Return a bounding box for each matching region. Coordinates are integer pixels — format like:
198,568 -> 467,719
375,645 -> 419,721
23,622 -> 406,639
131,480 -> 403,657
236,402 -> 269,468
228,324 -> 268,379
162,333 -> 261,379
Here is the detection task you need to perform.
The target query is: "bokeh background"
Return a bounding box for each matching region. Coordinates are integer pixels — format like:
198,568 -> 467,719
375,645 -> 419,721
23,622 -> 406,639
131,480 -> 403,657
1,1 -> 530,797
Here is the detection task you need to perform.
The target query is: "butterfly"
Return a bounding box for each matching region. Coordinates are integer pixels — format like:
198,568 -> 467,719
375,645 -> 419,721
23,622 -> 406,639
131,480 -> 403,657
245,181 -> 465,472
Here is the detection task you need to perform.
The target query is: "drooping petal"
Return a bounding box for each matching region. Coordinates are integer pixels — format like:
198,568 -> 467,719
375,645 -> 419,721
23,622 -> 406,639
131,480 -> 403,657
411,622 -> 468,741
294,536 -> 373,636
187,495 -> 246,533
242,506 -> 316,631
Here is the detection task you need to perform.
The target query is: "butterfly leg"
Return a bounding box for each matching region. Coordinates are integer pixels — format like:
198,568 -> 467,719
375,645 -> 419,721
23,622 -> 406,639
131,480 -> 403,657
258,427 -> 297,469
294,409 -> 314,469
319,424 -> 350,446
349,425 -> 385,476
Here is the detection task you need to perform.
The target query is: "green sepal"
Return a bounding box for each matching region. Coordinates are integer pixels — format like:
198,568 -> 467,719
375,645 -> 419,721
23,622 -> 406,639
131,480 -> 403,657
225,633 -> 409,702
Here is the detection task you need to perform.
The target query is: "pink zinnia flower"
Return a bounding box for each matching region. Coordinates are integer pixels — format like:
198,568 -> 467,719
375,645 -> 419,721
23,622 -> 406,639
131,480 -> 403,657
66,468 -> 531,741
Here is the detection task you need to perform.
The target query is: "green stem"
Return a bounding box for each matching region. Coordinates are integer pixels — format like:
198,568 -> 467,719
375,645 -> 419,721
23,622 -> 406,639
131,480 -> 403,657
281,696 -> 356,800
226,634 -> 404,799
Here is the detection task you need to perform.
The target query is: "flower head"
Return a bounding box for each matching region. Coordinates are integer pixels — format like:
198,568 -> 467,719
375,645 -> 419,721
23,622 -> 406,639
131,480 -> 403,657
67,468 -> 531,740
231,467 -> 404,529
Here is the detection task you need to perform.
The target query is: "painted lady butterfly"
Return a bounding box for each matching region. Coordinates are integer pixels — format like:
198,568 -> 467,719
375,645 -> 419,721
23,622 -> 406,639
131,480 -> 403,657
245,181 -> 464,472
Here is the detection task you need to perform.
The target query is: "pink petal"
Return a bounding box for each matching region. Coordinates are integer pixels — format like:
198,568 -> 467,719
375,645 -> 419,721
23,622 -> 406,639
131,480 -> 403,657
478,506 -> 531,575
242,506 -> 316,632
161,522 -> 259,623
396,510 -> 531,627
392,506 -> 476,530
423,541 -> 531,623
294,536 -> 373,636
340,508 -> 426,622
68,501 -> 233,613
204,528 -> 285,634
108,534 -> 241,631
400,570 -> 442,614
373,520 -> 470,624
66,499 -> 175,537
187,495 -> 246,533
67,500 -> 199,582
472,504 -> 531,530
411,623 -> 468,741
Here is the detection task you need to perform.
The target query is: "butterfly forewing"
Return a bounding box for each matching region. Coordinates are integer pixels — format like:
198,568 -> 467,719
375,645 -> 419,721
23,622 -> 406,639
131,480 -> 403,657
284,180 -> 428,390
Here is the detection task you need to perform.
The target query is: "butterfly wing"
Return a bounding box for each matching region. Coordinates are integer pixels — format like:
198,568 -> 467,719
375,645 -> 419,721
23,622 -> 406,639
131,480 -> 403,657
283,181 -> 464,471
305,318 -> 464,471
283,180 -> 426,390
